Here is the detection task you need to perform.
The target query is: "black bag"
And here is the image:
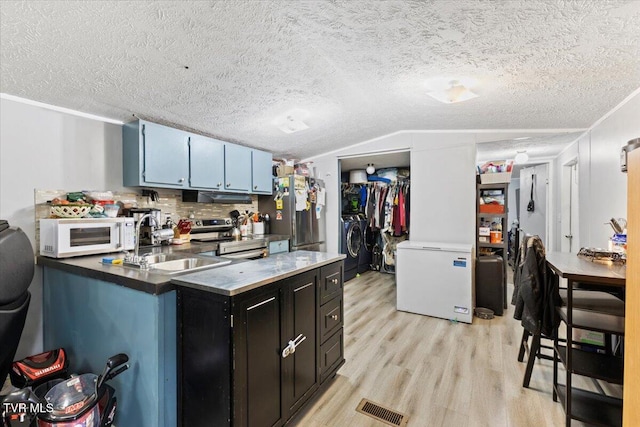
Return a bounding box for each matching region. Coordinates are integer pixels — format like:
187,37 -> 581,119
371,244 -> 382,271
527,175 -> 535,212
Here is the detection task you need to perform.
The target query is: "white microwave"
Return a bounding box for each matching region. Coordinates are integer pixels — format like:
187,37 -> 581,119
40,217 -> 136,258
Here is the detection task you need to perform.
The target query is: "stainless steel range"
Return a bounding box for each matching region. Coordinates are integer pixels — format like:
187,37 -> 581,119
189,218 -> 267,260
188,218 -> 233,242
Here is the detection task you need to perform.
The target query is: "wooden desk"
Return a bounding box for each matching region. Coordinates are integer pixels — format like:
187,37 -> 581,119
546,252 -> 626,427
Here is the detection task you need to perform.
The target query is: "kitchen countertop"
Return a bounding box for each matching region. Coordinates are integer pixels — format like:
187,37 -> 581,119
172,250 -> 345,296
38,240 -> 341,296
259,234 -> 290,242
37,241 -> 224,294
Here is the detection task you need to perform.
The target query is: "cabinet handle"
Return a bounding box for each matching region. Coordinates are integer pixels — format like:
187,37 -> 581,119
330,314 -> 339,321
282,334 -> 306,358
254,185 -> 258,190
226,183 -> 231,187
218,182 -> 222,187
331,278 -> 339,284
179,178 -> 185,183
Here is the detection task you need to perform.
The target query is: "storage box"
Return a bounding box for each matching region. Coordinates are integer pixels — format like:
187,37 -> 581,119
480,172 -> 512,184
573,329 -> 605,347
275,164 -> 294,177
490,231 -> 502,243
478,227 -> 491,236
479,204 -> 505,214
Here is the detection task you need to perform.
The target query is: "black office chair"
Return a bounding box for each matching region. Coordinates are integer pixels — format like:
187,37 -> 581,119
0,220 -> 35,386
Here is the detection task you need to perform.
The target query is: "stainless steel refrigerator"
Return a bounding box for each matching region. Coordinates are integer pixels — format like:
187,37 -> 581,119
258,176 -> 325,251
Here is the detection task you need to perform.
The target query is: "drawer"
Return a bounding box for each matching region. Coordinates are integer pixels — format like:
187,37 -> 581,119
319,328 -> 344,383
320,294 -> 343,343
268,239 -> 289,255
320,262 -> 343,304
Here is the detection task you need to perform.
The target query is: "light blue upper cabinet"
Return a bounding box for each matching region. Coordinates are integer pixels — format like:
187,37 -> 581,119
189,135 -> 225,190
123,120 -> 190,188
251,149 -> 273,194
224,144 -> 252,192
124,119 -> 273,193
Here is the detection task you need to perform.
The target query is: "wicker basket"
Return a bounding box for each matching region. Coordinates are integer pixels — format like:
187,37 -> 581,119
50,204 -> 93,218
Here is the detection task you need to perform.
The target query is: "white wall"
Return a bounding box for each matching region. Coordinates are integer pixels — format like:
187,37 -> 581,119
410,137 -> 476,244
550,91 -> 640,251
307,132 -> 477,253
0,98 -> 124,358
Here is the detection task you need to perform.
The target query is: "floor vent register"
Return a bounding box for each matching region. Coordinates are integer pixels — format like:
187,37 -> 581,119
356,398 -> 409,426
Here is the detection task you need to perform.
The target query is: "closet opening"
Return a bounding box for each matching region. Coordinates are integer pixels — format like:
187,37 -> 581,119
338,150 -> 410,282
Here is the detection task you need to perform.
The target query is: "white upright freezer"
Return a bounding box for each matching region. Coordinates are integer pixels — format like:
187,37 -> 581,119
396,241 -> 474,323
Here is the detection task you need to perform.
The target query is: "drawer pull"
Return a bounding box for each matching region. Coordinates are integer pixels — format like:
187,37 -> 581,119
330,314 -> 339,321
331,278 -> 339,285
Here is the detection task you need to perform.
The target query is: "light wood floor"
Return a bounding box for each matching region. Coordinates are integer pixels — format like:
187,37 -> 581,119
291,271 -> 606,427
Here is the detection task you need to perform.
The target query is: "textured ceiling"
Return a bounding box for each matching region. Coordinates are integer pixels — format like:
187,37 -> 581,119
476,132 -> 583,162
1,1 -> 639,160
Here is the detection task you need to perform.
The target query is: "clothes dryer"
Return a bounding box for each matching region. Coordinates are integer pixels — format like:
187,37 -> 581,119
341,215 -> 362,281
357,215 -> 374,274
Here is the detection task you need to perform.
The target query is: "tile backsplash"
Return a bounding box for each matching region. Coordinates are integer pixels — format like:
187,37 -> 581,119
35,188 -> 259,248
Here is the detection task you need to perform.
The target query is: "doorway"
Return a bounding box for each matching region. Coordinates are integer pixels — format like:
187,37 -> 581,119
561,159 -> 579,252
338,150 -> 410,280
519,164 -> 549,247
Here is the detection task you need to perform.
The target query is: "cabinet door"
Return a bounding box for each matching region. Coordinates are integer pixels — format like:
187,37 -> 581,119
142,121 -> 190,187
189,135 -> 225,189
237,290 -> 283,427
224,144 -> 252,192
252,149 -> 273,194
282,271 -> 318,415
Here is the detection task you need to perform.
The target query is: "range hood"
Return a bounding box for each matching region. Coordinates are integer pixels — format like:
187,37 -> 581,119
182,190 -> 253,204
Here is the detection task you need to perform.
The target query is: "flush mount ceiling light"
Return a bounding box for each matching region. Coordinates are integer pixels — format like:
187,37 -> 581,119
366,164 -> 376,174
426,80 -> 479,104
274,108 -> 310,134
515,151 -> 529,164
276,115 -> 309,134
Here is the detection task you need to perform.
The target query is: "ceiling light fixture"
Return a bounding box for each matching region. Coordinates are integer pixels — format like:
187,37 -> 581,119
274,108 -> 311,134
276,115 -> 309,134
426,80 -> 478,104
514,151 -> 529,164
366,164 -> 376,174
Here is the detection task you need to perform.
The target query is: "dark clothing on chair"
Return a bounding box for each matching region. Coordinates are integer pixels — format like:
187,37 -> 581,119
512,235 -> 560,337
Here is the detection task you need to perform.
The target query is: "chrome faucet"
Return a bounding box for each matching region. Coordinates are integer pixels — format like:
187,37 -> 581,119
131,213 -> 160,264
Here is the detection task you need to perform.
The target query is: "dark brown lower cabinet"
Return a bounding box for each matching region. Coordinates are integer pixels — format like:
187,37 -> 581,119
178,261 -> 344,427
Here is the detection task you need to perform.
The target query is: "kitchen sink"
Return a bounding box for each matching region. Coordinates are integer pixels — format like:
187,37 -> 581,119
141,253 -> 185,265
150,257 -> 231,274
123,252 -> 231,274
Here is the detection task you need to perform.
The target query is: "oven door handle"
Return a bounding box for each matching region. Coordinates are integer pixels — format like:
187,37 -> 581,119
220,248 -> 266,259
